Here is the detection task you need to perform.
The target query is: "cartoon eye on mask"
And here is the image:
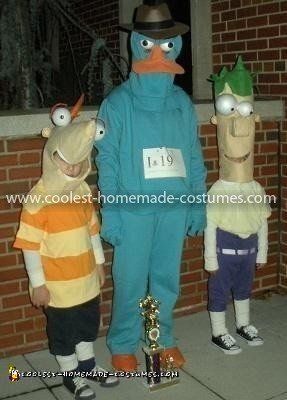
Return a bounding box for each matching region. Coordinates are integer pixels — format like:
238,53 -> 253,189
140,39 -> 154,50
237,101 -> 253,117
215,94 -> 237,116
160,41 -> 174,52
95,118 -> 106,141
51,107 -> 71,127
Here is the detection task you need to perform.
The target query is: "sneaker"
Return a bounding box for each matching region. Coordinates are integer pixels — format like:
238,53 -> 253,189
212,333 -> 242,355
87,365 -> 119,387
236,325 -> 264,346
63,376 -> 95,400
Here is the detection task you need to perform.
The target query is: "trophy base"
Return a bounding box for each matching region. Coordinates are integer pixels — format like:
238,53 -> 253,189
143,377 -> 180,392
142,345 -> 180,391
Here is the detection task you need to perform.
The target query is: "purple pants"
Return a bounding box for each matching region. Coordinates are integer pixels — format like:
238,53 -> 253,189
208,228 -> 258,312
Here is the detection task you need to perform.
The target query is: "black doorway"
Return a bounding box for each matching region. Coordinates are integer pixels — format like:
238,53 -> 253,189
166,0 -> 192,95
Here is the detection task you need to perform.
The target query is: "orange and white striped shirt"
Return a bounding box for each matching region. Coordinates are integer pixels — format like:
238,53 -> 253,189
14,201 -> 101,308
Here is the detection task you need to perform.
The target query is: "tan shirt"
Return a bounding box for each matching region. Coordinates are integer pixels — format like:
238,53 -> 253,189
204,180 -> 271,271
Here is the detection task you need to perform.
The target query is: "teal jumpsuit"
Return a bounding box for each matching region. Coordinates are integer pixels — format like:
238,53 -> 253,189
95,33 -> 206,354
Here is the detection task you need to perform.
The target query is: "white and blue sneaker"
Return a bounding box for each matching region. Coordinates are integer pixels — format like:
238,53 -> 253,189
212,333 -> 242,355
63,376 -> 96,400
236,325 -> 264,346
87,365 -> 119,387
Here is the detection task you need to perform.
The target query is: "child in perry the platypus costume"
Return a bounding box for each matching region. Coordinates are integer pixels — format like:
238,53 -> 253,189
204,57 -> 271,355
14,97 -> 119,400
95,0 -> 206,371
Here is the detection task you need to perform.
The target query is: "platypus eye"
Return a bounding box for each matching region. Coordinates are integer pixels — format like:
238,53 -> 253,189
140,39 -> 154,50
160,41 -> 174,52
51,107 -> 71,127
95,118 -> 106,141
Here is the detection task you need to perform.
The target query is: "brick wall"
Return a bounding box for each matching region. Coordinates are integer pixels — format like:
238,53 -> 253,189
0,118 -> 280,357
0,137 -> 47,356
211,0 -> 287,287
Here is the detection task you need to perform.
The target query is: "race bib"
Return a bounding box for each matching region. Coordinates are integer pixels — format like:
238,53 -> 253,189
143,147 -> 186,179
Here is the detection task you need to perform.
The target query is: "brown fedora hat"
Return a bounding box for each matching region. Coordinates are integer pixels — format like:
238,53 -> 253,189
120,1 -> 189,39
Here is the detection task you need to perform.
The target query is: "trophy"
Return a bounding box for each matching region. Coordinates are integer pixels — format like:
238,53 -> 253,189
139,295 -> 179,391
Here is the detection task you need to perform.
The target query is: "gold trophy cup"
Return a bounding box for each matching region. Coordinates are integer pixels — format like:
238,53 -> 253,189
139,295 -> 179,391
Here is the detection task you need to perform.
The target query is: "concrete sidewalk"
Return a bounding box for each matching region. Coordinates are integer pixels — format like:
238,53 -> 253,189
1,293 -> 287,400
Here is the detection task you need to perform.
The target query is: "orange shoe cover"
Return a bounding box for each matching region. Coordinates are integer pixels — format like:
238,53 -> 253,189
160,347 -> 186,368
111,354 -> 137,372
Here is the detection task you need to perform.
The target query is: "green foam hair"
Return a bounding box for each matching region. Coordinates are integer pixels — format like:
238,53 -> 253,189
209,56 -> 255,97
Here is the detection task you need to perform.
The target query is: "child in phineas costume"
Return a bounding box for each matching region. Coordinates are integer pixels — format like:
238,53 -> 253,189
95,0 -> 206,371
205,57 -> 271,354
14,97 -> 119,400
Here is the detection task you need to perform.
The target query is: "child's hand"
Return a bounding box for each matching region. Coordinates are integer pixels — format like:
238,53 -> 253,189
256,263 -> 266,270
32,285 -> 50,308
97,264 -> 105,288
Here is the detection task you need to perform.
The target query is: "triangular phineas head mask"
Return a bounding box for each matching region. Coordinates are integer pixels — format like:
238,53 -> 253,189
25,95 -> 106,215
40,95 -> 105,196
210,56 -> 260,183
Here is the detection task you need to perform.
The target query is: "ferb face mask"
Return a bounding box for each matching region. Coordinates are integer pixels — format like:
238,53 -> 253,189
210,56 -> 260,183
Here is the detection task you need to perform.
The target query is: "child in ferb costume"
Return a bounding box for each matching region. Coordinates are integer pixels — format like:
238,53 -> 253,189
205,57 -> 271,355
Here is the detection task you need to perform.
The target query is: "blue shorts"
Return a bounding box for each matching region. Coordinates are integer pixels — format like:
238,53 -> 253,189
208,228 -> 258,312
44,296 -> 100,356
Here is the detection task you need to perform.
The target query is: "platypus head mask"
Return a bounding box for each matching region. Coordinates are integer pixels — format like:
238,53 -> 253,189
121,1 -> 189,99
